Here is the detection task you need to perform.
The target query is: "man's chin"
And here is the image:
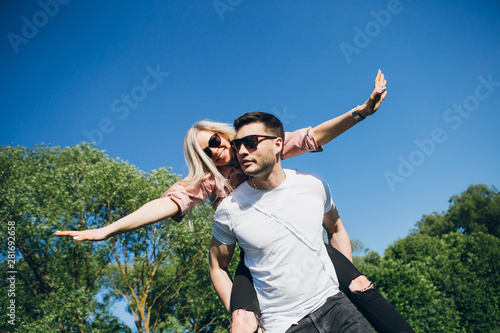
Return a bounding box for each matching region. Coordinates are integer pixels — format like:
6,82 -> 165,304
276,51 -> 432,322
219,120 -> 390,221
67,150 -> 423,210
241,166 -> 258,177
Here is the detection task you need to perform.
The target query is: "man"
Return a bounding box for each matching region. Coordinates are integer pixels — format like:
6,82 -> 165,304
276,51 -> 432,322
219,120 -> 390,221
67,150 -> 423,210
209,112 -> 373,332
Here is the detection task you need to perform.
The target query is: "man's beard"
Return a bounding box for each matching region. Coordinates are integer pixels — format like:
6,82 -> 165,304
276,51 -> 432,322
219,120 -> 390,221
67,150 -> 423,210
241,153 -> 276,177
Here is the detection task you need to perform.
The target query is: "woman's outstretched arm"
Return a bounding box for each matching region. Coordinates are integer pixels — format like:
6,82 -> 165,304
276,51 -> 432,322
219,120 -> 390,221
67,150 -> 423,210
312,69 -> 387,147
55,196 -> 180,241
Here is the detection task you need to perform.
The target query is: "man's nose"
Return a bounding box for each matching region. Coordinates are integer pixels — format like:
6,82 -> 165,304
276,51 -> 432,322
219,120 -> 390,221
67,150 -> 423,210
237,143 -> 250,156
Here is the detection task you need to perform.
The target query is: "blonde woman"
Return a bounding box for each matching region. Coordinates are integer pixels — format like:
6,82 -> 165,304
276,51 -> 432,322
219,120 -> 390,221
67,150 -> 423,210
56,71 -> 412,333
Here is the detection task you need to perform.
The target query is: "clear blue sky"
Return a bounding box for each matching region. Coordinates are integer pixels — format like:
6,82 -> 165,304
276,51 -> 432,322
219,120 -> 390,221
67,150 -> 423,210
2,0 -> 499,329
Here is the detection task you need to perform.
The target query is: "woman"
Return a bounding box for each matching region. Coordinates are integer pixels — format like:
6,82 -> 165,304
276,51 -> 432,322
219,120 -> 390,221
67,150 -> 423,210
57,71 -> 412,332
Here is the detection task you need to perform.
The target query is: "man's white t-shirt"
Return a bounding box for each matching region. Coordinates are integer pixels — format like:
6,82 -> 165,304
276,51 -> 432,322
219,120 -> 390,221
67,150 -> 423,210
213,169 -> 340,333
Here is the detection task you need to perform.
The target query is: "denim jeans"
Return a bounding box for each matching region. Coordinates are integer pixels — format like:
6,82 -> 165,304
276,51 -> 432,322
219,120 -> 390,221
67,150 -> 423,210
285,292 -> 374,333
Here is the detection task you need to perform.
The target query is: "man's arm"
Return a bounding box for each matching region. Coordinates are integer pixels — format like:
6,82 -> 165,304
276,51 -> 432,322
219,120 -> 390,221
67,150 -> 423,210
323,205 -> 353,262
209,236 -> 236,312
312,69 -> 387,146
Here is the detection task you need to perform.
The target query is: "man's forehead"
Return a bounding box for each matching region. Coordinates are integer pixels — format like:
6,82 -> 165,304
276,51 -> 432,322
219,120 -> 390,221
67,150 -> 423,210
236,122 -> 269,138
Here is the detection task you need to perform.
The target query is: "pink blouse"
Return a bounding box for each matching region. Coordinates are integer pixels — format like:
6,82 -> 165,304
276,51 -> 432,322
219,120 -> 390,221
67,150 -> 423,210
162,127 -> 323,222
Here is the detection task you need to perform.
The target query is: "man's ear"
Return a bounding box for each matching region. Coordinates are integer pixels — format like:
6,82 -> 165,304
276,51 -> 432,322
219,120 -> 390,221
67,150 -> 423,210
275,137 -> 284,155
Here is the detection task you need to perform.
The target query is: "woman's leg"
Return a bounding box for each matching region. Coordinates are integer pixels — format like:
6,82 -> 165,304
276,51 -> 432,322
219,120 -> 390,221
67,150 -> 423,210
230,249 -> 262,333
325,244 -> 415,333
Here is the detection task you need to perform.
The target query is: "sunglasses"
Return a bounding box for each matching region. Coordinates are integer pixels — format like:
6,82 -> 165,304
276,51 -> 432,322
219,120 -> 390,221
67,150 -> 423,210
231,135 -> 277,151
203,132 -> 222,159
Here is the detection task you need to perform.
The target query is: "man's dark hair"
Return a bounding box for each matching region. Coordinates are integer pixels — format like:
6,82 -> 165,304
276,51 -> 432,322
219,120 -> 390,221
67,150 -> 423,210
233,112 -> 285,141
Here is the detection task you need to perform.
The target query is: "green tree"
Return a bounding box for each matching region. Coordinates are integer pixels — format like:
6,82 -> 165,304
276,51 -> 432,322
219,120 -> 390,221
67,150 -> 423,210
414,184 -> 499,237
361,232 -> 500,332
0,144 -> 130,332
0,144 -> 230,332
350,238 -> 369,267
103,199 -> 233,333
359,184 -> 500,332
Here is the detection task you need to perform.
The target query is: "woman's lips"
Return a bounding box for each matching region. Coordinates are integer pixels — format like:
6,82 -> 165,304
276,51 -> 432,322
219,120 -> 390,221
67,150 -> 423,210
215,148 -> 226,162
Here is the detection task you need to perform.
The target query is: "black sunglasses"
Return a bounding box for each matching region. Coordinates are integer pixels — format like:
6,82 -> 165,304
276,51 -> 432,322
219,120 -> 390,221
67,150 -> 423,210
231,135 -> 277,151
202,132 -> 222,159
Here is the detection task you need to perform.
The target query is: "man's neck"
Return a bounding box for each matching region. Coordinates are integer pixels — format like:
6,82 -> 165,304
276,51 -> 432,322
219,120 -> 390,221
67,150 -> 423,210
249,164 -> 286,190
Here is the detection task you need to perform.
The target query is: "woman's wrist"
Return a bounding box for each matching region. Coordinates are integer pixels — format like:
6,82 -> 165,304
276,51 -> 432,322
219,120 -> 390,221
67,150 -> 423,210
355,103 -> 369,118
100,225 -> 114,239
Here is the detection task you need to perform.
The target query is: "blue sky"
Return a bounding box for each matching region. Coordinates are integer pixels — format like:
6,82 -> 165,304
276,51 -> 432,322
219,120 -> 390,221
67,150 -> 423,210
2,0 -> 499,329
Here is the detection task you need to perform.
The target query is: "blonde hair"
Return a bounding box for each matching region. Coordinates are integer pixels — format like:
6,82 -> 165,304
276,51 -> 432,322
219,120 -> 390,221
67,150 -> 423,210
180,120 -> 237,193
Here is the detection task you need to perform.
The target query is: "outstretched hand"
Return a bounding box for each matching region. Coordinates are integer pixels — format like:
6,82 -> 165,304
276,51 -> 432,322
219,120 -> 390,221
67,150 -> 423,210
55,229 -> 107,242
359,69 -> 387,117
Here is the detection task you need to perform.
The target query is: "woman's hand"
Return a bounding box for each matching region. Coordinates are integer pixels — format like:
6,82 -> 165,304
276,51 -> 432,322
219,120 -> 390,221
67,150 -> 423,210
55,229 -> 109,242
312,69 -> 388,146
357,69 -> 387,117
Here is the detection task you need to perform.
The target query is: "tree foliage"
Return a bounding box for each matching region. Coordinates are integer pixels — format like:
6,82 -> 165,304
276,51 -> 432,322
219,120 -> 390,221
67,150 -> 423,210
0,144 -> 128,332
359,184 -> 500,332
413,184 -> 500,237
0,144 -> 231,332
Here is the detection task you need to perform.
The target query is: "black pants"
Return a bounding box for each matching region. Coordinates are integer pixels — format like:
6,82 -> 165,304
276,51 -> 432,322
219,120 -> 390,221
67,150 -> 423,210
230,244 -> 414,333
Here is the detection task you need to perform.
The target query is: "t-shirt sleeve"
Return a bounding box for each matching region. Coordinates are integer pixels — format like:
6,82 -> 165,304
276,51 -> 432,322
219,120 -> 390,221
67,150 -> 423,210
318,175 -> 333,214
161,181 -> 212,222
282,127 -> 323,160
213,204 -> 237,245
